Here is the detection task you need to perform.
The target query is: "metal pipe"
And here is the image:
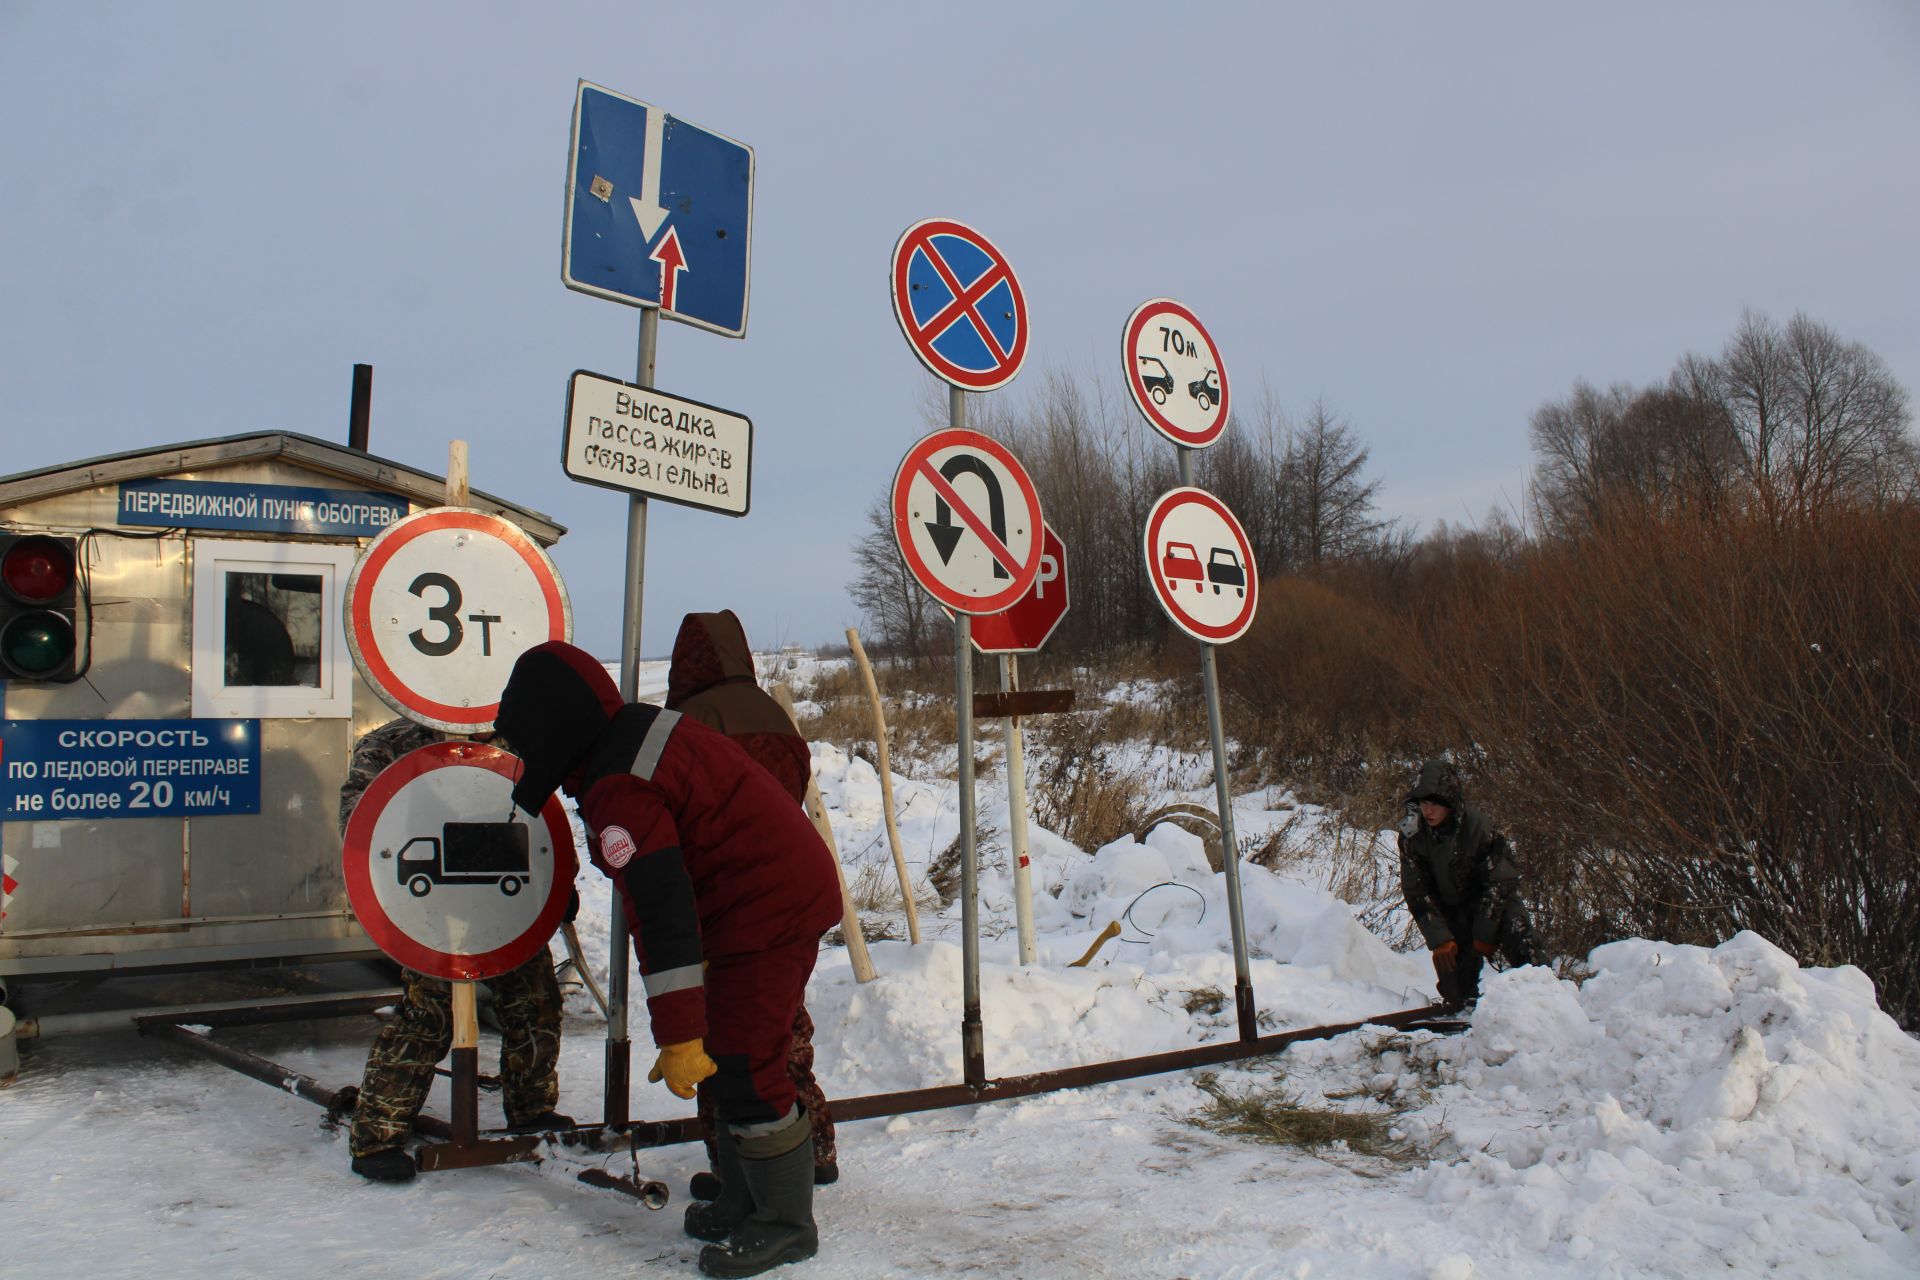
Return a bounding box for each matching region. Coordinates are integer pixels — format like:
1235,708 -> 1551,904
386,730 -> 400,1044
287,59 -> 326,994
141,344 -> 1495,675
348,363 -> 372,451
1002,655 -> 1038,965
606,305 -> 660,1126
140,1017 -> 456,1141
1177,447 -> 1257,1040
590,1001 -> 1463,1151
16,989 -> 402,1040
140,1019 -> 353,1114
949,383 -> 985,1089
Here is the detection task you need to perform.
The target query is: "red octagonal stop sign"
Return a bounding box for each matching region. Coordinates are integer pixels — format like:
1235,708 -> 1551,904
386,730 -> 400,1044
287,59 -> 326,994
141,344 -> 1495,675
965,523 -> 1068,654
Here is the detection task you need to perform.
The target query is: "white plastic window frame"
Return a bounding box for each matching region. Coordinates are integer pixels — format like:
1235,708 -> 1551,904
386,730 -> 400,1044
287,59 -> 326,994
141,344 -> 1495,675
190,538 -> 358,719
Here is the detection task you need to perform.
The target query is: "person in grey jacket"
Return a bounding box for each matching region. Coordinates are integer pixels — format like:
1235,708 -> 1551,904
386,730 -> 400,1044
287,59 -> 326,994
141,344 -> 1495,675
1396,758 -> 1538,1005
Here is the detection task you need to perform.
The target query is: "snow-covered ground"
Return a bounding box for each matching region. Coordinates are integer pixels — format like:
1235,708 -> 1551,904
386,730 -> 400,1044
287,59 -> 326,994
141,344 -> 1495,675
4,659 -> 1917,1278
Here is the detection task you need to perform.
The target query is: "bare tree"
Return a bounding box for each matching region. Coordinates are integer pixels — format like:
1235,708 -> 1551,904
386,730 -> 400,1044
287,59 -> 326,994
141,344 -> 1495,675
1279,400 -> 1387,566
1718,310 -> 1914,516
847,497 -> 935,663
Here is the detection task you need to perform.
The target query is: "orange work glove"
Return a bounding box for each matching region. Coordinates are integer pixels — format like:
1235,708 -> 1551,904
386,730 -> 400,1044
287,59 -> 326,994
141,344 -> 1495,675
1473,940 -> 1499,958
1432,940 -> 1459,975
648,1039 -> 717,1099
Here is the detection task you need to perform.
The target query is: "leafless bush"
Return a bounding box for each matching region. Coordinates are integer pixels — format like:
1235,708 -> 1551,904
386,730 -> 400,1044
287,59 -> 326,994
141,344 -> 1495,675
1407,498 -> 1920,1024
1026,713 -> 1147,853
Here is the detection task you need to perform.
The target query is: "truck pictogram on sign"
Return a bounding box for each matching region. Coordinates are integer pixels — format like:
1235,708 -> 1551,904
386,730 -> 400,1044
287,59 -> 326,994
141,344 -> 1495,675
397,822 -> 531,898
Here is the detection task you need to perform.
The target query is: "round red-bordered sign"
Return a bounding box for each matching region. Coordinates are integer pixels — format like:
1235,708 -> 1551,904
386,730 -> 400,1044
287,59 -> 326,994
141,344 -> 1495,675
1123,299 -> 1231,449
345,508 -> 572,733
342,741 -> 577,981
891,219 -> 1030,392
1143,487 -> 1259,644
891,429 -> 1045,615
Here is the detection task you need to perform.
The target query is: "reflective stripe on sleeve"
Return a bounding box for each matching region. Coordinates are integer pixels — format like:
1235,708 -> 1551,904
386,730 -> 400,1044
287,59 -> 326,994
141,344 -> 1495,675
631,709 -> 682,781
642,962 -> 704,998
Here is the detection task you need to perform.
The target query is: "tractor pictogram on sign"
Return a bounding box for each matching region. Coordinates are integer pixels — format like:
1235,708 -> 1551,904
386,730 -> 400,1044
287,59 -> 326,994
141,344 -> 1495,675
891,219 -> 1030,392
1123,299 -> 1231,449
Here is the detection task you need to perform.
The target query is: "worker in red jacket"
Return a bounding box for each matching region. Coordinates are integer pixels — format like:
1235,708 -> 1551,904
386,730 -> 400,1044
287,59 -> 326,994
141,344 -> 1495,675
666,610 -> 837,1191
495,641 -> 840,1279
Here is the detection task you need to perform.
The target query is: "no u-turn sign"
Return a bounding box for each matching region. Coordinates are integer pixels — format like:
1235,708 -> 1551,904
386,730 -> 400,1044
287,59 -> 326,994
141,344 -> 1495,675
891,430 -> 1045,615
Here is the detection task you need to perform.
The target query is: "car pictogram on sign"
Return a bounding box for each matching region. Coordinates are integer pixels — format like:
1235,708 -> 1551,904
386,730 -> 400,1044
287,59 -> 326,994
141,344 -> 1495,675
1206,548 -> 1246,597
1163,542 -> 1205,588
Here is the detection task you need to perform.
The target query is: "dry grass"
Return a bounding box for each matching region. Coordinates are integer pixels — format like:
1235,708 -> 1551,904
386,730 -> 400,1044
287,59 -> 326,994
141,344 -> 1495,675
1185,1071 -> 1425,1165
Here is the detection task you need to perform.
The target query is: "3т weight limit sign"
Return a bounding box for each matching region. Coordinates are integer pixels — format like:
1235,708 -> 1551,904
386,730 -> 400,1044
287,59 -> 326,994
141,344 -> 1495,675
346,509 -> 574,733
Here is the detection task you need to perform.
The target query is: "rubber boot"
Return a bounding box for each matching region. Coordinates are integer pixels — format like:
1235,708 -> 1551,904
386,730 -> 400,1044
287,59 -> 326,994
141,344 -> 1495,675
350,1147 -> 416,1183
685,1125 -> 753,1243
698,1138 -> 818,1278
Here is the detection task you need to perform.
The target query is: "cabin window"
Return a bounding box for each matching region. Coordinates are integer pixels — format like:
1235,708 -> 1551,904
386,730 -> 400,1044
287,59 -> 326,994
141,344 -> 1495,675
191,539 -> 357,718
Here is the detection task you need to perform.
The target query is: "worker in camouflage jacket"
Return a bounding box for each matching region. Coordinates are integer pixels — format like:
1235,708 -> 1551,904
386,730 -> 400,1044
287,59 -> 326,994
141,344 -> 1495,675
666,610 -> 837,1192
1396,758 -> 1539,1005
340,717 -> 570,1184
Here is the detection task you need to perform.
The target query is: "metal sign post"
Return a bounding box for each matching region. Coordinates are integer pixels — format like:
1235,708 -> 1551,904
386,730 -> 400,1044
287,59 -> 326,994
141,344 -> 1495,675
605,306 -> 658,1127
890,218 -> 1035,1088
1124,295 -> 1260,1043
562,82 -> 755,1127
1000,654 -> 1036,965
951,389 -> 982,1085
1178,450 -> 1255,1040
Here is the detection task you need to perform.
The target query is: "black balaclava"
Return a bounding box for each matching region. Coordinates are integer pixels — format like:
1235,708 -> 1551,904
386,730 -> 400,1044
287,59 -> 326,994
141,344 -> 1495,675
494,641 -> 624,816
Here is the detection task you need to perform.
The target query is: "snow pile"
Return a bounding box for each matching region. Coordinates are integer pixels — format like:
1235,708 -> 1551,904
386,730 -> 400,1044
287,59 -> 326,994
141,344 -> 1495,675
1291,932 -> 1920,1275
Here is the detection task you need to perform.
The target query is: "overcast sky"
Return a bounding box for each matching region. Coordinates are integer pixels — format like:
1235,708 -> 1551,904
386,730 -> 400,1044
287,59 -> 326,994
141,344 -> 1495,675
4,3 -> 1916,657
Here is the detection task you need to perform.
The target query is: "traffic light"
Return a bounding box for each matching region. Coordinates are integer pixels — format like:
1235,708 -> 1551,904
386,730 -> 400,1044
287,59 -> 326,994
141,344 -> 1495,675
0,534 -> 86,682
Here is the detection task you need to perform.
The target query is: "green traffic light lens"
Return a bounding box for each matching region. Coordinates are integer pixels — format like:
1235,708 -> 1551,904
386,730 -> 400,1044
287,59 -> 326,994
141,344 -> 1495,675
1,611 -> 74,677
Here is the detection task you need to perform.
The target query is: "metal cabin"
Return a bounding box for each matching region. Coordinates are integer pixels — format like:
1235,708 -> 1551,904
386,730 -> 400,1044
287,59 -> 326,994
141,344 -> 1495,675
0,432 -> 564,1014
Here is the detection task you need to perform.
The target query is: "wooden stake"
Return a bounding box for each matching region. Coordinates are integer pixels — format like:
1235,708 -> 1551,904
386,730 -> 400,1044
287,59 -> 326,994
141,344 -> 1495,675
450,979 -> 479,1143
771,683 -> 877,983
846,628 -> 920,944
1069,921 -> 1122,968
445,439 -> 470,507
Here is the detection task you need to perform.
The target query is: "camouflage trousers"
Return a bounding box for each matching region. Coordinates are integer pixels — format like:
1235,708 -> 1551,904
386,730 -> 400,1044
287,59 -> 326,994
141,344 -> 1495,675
697,1003 -> 836,1176
349,954 -> 562,1157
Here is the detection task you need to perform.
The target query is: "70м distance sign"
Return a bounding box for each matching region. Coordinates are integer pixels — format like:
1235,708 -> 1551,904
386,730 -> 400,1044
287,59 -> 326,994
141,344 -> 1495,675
563,370 -> 752,517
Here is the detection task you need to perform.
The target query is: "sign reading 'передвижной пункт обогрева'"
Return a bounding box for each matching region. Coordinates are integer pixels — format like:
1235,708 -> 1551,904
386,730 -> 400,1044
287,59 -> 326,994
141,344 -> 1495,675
118,480 -> 408,538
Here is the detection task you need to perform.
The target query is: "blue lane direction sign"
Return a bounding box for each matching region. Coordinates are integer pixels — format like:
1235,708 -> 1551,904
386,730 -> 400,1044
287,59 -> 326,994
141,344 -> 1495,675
562,81 -> 754,338
891,219 -> 1029,391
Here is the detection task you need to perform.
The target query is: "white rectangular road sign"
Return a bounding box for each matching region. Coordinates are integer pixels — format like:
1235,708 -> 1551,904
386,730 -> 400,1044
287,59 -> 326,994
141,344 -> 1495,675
562,370 -> 752,517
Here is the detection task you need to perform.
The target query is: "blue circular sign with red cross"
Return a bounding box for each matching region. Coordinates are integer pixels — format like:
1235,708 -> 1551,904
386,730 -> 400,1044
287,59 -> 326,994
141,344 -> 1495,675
890,218 -> 1030,391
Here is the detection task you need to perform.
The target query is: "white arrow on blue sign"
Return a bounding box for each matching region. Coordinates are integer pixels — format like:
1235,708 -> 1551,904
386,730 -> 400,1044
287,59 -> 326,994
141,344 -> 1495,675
562,81 -> 754,339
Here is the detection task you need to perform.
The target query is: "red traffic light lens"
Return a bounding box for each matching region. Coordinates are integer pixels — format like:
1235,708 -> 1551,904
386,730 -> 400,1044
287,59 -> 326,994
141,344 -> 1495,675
2,536 -> 75,604
1,611 -> 75,677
